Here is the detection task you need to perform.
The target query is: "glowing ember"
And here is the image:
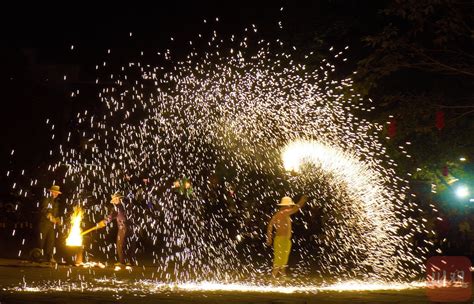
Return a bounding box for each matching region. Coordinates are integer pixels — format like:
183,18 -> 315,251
169,281 -> 314,294
6,16 -> 435,283
9,280 -> 425,295
282,140 -> 351,173
66,206 -> 83,247
319,280 -> 426,291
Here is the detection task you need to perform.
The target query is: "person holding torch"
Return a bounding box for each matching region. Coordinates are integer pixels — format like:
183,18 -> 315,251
94,192 -> 131,267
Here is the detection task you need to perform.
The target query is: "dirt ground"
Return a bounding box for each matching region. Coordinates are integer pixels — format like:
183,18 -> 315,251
0,259 -> 471,304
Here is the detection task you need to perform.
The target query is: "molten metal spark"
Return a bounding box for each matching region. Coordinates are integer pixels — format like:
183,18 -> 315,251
7,14 -> 434,284
319,280 -> 426,291
10,279 -> 425,295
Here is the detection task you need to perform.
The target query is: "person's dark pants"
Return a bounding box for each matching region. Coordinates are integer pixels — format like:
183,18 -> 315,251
39,222 -> 55,260
128,226 -> 144,265
117,224 -> 128,264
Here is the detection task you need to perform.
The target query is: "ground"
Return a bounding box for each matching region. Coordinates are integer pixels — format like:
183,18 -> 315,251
0,259 -> 471,304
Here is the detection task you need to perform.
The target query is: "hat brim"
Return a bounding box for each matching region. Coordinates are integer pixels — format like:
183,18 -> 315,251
49,189 -> 62,194
277,203 -> 296,206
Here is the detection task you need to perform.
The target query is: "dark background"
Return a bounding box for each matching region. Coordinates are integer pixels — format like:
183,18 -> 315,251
0,1 -> 382,178
0,0 -> 472,263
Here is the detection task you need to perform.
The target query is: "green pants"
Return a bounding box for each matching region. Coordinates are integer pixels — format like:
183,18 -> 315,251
273,236 -> 292,267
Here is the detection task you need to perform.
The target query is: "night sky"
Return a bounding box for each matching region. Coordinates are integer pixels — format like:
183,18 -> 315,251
0,1 -> 383,193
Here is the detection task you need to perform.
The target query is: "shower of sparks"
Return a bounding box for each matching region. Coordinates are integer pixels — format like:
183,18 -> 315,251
65,206 -> 84,247
7,279 -> 426,295
7,20 -> 435,286
280,139 -> 412,277
317,280 -> 426,291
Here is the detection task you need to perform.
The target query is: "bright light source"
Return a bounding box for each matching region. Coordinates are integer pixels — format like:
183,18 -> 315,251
469,198 -> 474,203
460,157 -> 467,162
455,185 -> 470,199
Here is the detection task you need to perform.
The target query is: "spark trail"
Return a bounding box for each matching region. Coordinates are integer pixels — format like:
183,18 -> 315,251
14,25 -> 433,283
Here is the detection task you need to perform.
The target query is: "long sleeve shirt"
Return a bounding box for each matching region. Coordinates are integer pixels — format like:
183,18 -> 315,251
104,203 -> 128,227
39,196 -> 58,225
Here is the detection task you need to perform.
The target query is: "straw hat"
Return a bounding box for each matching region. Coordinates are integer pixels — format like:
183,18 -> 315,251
49,185 -> 62,194
277,196 -> 295,206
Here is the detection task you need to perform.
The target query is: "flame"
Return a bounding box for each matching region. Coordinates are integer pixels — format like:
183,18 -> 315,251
66,206 -> 83,247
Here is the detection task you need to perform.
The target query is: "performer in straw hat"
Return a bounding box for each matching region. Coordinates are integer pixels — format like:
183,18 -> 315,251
38,185 -> 62,263
95,192 -> 131,267
266,194 -> 308,279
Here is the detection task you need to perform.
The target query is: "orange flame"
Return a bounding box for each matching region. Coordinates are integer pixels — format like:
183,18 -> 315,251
66,206 -> 83,247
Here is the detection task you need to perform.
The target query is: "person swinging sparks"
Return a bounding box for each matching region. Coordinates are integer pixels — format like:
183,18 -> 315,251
95,192 -> 131,268
266,195 -> 309,279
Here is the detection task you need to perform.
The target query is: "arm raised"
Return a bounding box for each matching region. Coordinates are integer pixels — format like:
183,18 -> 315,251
286,195 -> 309,215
